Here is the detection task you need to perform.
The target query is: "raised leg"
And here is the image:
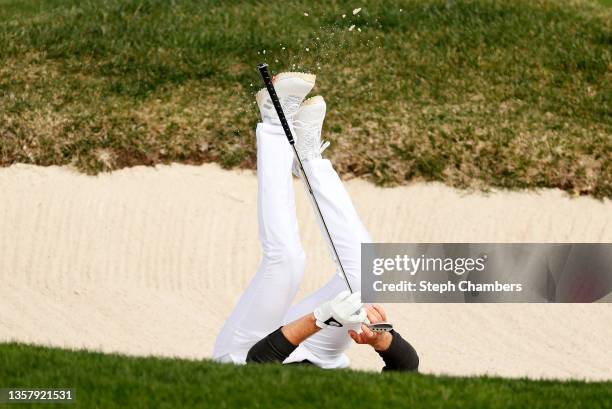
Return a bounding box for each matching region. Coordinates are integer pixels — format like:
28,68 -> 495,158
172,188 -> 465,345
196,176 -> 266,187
283,157 -> 372,367
213,123 -> 306,363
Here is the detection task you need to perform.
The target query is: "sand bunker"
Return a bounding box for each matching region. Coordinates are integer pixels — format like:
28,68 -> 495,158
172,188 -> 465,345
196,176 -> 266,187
0,163 -> 610,380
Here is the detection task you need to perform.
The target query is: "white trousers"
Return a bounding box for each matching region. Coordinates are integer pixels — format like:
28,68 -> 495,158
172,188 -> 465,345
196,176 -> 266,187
213,123 -> 371,368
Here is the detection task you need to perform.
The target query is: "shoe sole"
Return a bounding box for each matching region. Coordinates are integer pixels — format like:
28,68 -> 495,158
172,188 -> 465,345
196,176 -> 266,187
300,95 -> 324,106
274,71 -> 316,84
255,71 -> 316,100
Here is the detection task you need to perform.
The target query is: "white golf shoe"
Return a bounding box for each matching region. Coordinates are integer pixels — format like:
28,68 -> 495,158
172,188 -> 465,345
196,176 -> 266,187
292,95 -> 330,176
256,72 -> 316,125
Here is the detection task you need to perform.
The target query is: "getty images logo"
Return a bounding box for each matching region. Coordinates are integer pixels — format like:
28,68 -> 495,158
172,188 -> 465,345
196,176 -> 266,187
372,253 -> 488,277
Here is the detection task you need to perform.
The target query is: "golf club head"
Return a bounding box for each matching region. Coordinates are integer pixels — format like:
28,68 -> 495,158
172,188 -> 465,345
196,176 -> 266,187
366,322 -> 394,332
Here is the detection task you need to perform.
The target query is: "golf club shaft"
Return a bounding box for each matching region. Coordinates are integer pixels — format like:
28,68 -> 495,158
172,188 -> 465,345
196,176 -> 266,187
257,63 -> 354,294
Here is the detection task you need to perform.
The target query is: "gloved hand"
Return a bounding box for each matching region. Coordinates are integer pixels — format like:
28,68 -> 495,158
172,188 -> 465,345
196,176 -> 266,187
314,290 -> 367,328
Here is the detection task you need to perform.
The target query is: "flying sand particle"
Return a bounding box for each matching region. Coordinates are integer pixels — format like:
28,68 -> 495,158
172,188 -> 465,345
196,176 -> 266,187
304,12 -> 309,16
349,25 -> 355,31
353,8 -> 361,15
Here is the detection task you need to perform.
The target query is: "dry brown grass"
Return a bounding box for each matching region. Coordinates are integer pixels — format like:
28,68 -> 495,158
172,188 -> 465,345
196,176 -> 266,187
1,0 -> 610,197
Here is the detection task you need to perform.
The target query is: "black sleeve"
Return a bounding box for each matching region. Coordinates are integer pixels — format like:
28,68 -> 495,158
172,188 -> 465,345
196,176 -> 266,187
377,330 -> 419,372
246,327 -> 298,364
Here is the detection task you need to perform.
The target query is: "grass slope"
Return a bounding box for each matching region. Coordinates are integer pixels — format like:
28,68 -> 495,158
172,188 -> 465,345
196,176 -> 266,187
1,343 -> 611,409
0,0 -> 610,197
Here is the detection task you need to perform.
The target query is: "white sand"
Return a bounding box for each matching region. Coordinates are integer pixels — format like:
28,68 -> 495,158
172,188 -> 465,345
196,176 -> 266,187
0,163 -> 610,380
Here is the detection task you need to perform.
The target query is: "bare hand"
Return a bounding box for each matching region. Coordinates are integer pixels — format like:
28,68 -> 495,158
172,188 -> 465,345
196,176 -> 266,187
348,304 -> 393,352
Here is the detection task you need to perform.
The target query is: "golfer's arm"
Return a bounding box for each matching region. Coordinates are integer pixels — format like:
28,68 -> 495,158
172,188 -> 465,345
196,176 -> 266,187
377,330 -> 419,372
281,313 -> 320,345
246,313 -> 320,364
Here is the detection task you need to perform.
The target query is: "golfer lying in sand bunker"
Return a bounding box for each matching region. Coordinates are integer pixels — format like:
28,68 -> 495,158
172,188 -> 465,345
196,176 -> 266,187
213,70 -> 418,371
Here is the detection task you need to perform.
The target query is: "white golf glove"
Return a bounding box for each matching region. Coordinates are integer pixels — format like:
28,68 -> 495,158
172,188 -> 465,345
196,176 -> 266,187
314,290 -> 367,328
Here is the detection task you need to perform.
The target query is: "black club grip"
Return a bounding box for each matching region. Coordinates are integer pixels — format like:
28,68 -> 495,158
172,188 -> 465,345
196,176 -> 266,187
257,63 -> 295,145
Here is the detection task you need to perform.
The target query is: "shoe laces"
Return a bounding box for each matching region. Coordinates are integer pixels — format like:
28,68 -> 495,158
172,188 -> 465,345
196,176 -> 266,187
262,94 -> 303,122
281,95 -> 303,119
293,119 -> 330,158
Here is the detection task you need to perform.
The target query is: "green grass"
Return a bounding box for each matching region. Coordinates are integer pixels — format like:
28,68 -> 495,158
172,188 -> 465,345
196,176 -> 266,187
1,343 -> 611,409
0,0 -> 610,197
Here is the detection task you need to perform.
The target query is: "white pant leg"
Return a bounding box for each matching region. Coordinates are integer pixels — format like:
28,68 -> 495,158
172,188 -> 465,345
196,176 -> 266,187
299,158 -> 372,291
213,123 -> 306,363
283,158 -> 372,367
282,276 -> 353,368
